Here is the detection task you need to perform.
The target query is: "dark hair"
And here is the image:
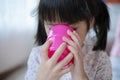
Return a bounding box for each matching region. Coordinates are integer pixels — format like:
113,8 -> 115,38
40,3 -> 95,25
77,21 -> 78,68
36,0 -> 110,51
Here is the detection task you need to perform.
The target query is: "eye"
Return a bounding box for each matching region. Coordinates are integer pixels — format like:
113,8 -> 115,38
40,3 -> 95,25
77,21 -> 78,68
73,28 -> 77,30
47,24 -> 53,30
49,27 -> 51,30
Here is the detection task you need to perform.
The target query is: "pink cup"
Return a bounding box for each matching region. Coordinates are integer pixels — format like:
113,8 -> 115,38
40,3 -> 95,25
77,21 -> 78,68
47,24 -> 74,65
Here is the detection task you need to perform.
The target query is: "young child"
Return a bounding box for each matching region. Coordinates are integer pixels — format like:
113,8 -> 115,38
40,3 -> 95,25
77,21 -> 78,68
25,0 -> 112,80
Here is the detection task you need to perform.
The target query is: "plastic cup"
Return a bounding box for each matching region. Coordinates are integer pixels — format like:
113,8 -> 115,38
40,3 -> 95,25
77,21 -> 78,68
47,24 -> 74,66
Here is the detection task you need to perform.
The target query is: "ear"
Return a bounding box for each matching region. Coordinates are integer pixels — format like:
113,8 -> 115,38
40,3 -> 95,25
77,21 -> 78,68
90,17 -> 95,28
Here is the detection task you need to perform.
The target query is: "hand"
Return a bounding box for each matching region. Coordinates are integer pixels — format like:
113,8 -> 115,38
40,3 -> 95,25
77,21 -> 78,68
37,40 -> 73,80
63,30 -> 88,80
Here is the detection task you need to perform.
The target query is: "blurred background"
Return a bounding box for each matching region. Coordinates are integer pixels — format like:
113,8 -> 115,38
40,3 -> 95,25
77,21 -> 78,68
0,0 -> 120,80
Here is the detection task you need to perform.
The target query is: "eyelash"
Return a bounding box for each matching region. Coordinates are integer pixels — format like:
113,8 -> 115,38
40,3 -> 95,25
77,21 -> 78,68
49,28 -> 51,30
73,28 -> 77,30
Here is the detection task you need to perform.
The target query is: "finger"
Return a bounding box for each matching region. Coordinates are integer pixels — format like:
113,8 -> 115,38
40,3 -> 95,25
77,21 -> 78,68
41,40 -> 52,61
73,31 -> 83,47
56,53 -> 73,69
59,64 -> 73,76
67,46 -> 80,61
50,43 -> 67,64
63,37 -> 80,57
73,31 -> 82,43
67,30 -> 80,46
73,31 -> 82,47
63,36 -> 77,49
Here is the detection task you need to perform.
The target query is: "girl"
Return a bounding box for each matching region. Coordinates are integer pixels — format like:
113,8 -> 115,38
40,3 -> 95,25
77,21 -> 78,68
25,0 -> 112,80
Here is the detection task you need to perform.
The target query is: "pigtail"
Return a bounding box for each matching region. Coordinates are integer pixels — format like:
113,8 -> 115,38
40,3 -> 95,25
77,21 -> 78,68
35,19 -> 47,45
93,0 -> 110,50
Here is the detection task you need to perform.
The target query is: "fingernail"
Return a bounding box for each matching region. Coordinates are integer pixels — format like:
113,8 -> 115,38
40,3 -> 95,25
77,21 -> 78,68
62,42 -> 66,45
73,31 -> 76,33
63,36 -> 65,39
67,30 -> 70,34
62,36 -> 65,40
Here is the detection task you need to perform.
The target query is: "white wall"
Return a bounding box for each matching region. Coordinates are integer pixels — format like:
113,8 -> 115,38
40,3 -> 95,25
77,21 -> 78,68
106,4 -> 120,53
0,0 -> 39,73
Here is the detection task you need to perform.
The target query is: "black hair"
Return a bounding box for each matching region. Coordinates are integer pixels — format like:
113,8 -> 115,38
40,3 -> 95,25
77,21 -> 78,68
35,0 -> 110,51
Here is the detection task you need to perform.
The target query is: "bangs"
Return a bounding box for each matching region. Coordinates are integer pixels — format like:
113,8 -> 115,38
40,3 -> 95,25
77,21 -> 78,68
39,0 -> 92,24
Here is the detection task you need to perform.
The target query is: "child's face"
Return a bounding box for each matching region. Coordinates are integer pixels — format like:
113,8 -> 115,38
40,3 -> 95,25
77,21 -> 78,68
44,21 -> 88,45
